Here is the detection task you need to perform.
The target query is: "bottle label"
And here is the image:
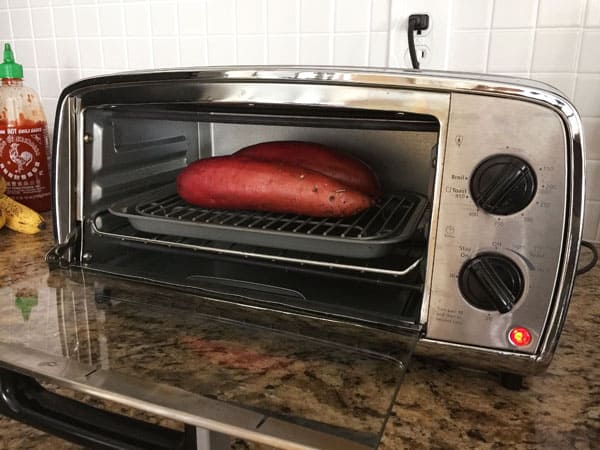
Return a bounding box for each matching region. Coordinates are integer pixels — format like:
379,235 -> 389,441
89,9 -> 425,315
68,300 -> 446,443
0,123 -> 51,211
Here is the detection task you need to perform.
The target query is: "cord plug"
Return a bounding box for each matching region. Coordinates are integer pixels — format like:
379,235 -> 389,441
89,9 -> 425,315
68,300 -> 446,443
408,14 -> 430,35
407,14 -> 429,69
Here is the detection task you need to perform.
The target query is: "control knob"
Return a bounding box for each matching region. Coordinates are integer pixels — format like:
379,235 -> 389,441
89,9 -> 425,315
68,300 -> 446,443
459,253 -> 524,313
470,155 -> 536,215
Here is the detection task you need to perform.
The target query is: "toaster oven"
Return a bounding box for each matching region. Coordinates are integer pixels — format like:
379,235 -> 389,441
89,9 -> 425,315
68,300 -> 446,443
0,67 -> 585,449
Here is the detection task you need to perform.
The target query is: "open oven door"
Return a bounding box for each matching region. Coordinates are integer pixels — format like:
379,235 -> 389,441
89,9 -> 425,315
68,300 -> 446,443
0,267 -> 420,450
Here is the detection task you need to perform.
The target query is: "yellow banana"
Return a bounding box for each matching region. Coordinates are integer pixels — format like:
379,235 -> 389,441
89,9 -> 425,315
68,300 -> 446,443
0,194 -> 45,234
0,175 -> 5,196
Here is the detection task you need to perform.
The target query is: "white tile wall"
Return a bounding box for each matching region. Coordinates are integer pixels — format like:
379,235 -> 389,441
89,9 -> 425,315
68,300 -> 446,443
587,0 -> 600,27
452,0 -> 493,30
584,118 -> 600,160
237,0 -> 265,34
150,3 -> 177,36
267,0 -> 298,34
371,0 -> 390,31
334,0 -> 370,32
579,30 -> 600,72
206,0 -> 235,35
487,30 -> 534,72
237,35 -> 266,64
180,36 -> 206,66
268,34 -> 297,64
493,0 -> 537,28
537,0 -> 586,27
531,30 -> 579,72
178,2 -> 206,35
448,31 -> 488,71
0,0 -> 598,240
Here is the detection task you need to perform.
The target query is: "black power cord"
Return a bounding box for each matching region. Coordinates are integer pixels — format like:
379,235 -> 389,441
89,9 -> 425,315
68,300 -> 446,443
576,240 -> 598,276
407,14 -> 430,70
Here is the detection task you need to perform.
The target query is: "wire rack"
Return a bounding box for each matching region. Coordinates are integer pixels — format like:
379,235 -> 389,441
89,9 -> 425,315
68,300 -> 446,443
136,193 -> 422,240
110,185 -> 428,259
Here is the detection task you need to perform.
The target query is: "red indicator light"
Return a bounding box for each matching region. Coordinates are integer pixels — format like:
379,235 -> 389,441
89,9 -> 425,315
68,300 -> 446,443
509,327 -> 532,347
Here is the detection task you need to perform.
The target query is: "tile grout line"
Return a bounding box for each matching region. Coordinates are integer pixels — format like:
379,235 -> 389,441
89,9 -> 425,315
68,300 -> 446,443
384,0 -> 392,67
203,0 -> 209,65
173,2 -> 181,67
24,0 -> 41,97
70,2 -> 84,77
572,0 -> 589,100
484,0 -> 495,73
233,0 -> 239,64
295,0 -> 300,64
525,0 -> 541,78
93,0 -> 106,74
48,0 -> 64,123
263,0 -> 268,64
329,0 -> 336,65
298,0 -> 303,64
119,0 -> 129,70
146,0 -> 154,69
48,4 -> 62,90
575,1 -> 597,250
171,2 -> 181,67
365,0 -> 372,66
5,0 -> 13,62
443,0 -> 455,70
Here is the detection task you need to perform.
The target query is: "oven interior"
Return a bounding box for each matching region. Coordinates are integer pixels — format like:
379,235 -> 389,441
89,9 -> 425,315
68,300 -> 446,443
82,103 -> 440,330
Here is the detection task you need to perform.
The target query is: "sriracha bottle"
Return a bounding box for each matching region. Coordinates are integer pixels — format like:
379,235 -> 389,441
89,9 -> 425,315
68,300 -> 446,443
0,43 -> 51,212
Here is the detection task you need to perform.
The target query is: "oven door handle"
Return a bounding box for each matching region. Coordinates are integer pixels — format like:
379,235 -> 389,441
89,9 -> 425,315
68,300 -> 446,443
0,368 -> 186,450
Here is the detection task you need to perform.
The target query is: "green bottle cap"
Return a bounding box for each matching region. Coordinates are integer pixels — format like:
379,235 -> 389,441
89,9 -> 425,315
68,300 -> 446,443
0,43 -> 23,79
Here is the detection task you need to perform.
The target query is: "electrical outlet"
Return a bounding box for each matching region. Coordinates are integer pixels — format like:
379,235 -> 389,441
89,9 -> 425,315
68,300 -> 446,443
404,45 -> 431,67
388,0 -> 449,70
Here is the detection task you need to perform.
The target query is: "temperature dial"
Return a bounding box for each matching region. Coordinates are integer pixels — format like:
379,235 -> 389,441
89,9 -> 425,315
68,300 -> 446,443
459,253 -> 524,314
470,155 -> 536,215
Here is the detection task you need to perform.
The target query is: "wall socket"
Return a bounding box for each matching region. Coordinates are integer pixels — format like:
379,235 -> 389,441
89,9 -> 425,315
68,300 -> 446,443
404,45 -> 432,67
388,0 -> 449,70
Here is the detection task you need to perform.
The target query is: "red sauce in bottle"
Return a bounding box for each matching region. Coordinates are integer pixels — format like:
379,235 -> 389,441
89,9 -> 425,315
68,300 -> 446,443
0,74 -> 51,212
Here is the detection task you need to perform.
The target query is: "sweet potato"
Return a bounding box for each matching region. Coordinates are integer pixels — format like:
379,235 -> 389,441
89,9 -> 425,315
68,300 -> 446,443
234,141 -> 381,198
176,156 -> 373,217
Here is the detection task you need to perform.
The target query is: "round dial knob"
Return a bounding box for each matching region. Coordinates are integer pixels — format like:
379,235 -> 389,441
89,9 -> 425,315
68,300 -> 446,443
459,253 -> 524,313
470,155 -> 536,215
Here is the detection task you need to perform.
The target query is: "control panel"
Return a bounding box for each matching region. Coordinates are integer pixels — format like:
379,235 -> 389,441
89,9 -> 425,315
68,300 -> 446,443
427,93 -> 567,353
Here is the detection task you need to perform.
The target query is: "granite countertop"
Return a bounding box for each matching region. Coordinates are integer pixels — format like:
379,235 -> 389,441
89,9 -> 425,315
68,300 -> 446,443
0,217 -> 598,449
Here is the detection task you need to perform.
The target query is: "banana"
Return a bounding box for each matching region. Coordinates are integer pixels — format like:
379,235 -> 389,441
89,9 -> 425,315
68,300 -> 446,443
0,194 -> 45,234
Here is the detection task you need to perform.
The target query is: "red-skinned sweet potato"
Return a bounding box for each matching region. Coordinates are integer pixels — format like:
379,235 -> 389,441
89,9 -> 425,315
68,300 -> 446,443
234,141 -> 381,198
176,156 -> 373,217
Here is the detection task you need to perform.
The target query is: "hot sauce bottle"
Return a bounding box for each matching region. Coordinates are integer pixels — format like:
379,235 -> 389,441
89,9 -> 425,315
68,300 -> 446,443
0,43 -> 51,212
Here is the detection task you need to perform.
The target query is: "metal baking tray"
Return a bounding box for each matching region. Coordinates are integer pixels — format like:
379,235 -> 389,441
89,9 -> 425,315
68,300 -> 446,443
109,185 -> 428,259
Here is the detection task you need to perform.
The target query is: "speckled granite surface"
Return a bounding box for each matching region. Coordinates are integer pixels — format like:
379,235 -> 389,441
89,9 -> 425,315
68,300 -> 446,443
0,218 -> 598,449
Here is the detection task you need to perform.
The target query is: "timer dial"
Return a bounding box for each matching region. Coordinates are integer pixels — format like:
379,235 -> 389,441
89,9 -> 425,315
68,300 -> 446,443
459,253 -> 524,314
470,155 -> 536,215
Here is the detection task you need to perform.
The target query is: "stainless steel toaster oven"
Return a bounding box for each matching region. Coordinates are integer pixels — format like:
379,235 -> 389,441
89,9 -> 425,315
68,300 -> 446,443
0,67 -> 586,449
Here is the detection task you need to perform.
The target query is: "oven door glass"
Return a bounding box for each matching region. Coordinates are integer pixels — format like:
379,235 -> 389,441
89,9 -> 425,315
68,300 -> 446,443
0,267 -> 419,450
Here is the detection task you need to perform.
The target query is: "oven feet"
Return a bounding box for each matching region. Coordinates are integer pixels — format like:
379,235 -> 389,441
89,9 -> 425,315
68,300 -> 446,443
500,372 -> 524,390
